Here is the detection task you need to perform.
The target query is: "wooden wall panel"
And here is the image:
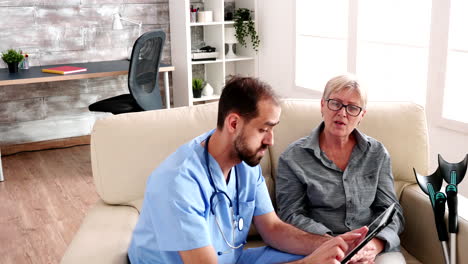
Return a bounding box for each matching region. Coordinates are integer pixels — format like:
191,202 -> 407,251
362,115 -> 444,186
0,7 -> 35,29
36,7 -> 82,26
37,0 -> 81,5
79,5 -> 122,26
124,0 -> 167,4
0,98 -> 46,123
124,3 -> 169,25
80,0 -> 127,5
0,114 -> 108,144
0,1 -> 38,6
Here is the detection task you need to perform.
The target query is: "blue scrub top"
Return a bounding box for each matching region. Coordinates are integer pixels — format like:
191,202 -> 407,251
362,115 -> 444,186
128,131 -> 274,264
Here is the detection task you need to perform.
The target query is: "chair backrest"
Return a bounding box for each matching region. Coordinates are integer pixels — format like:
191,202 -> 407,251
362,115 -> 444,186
128,30 -> 165,110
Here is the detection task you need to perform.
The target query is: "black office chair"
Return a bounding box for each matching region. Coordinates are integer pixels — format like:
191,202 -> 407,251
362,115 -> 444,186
89,30 -> 166,114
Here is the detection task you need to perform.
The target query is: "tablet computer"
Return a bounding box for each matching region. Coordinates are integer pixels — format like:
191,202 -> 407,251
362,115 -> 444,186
341,203 -> 397,264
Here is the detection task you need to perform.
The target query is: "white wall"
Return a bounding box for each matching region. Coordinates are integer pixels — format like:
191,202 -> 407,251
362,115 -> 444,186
257,0 -> 321,99
257,0 -> 468,196
257,0 -> 319,99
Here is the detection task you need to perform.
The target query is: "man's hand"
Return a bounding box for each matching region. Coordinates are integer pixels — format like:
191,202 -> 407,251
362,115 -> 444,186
348,237 -> 385,264
292,226 -> 368,264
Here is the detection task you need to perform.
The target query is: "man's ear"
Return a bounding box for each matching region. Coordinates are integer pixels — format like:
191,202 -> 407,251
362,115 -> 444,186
225,113 -> 241,133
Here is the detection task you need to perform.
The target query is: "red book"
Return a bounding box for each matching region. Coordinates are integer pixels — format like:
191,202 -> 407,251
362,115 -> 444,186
42,66 -> 87,75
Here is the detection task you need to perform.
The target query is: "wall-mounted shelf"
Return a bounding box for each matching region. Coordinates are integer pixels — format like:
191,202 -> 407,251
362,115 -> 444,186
193,94 -> 221,102
169,0 -> 258,107
190,22 -> 225,26
225,56 -> 255,62
191,59 -> 223,65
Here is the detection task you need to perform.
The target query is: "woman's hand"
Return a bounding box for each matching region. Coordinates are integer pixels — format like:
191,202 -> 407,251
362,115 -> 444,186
348,238 -> 384,264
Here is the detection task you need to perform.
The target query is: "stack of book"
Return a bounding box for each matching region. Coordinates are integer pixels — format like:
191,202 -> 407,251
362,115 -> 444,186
41,66 -> 87,75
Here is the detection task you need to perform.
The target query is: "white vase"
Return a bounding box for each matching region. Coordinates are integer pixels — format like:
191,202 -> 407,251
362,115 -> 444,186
202,83 -> 214,96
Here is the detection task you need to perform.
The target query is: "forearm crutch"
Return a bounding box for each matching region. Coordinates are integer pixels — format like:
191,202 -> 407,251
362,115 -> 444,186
439,154 -> 467,264
414,168 -> 449,264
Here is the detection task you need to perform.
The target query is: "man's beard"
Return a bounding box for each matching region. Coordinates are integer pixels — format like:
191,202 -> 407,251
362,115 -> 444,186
234,131 -> 268,167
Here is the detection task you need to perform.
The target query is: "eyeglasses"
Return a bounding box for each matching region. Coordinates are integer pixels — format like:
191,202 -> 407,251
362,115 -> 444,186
326,99 -> 363,117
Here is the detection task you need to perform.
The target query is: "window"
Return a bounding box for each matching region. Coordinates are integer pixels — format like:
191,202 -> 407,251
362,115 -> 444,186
295,1 -> 348,91
356,0 -> 431,104
296,0 -> 431,105
296,0 -> 468,132
444,0 -> 468,124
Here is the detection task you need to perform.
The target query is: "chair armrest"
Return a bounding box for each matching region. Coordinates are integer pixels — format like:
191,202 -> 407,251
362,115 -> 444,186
400,184 -> 468,264
61,201 -> 139,264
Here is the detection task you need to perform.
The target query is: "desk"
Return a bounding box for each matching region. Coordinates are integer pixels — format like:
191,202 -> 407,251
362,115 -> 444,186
0,60 -> 175,182
0,60 -> 175,109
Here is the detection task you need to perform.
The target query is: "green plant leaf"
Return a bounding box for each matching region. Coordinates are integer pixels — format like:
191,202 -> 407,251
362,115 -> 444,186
233,8 -> 260,52
192,78 -> 204,91
1,49 -> 24,64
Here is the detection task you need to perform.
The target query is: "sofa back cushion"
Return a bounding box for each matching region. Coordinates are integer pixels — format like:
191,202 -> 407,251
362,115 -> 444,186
270,99 -> 429,202
92,103 -> 217,205
91,102 -> 272,207
91,99 -> 429,208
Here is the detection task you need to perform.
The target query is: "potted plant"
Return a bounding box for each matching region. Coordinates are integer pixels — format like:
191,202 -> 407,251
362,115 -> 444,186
233,8 -> 260,52
1,49 -> 24,73
192,78 -> 203,98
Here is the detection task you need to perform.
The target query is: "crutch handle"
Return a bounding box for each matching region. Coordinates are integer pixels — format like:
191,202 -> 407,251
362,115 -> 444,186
434,192 -> 449,241
446,184 -> 458,233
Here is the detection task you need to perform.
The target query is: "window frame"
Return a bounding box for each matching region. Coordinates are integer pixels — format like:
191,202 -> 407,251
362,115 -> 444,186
426,0 -> 468,134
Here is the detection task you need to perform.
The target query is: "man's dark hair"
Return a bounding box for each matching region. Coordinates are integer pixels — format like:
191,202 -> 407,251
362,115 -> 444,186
217,76 -> 279,129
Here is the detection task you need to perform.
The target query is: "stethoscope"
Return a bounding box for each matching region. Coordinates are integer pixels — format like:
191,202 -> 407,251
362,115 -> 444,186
204,135 -> 245,251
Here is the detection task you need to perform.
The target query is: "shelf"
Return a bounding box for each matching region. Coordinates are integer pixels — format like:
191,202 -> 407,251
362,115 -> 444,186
169,0 -> 258,107
193,94 -> 220,102
190,21 -> 235,26
190,21 -> 224,26
191,59 -> 223,65
191,57 -> 254,65
225,56 -> 255,62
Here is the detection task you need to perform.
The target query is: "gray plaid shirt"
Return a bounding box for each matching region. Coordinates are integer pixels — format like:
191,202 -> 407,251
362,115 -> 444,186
276,122 -> 404,252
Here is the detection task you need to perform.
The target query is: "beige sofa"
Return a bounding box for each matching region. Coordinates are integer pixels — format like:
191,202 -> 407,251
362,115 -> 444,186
62,99 -> 468,264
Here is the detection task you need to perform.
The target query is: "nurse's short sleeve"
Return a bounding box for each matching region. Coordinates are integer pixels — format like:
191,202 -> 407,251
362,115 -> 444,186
253,166 -> 274,216
149,169 -> 211,251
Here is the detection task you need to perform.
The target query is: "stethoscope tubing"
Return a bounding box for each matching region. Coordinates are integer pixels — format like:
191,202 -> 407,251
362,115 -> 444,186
205,135 -> 241,219
205,135 -> 245,242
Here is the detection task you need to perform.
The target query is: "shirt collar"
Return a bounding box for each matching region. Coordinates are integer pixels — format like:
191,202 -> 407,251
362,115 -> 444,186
300,122 -> 370,155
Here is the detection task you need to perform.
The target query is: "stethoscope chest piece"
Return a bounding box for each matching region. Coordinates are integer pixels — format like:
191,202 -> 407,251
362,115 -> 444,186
237,217 -> 244,231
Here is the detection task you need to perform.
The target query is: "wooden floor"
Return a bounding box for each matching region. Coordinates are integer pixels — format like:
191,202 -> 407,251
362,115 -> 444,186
0,145 -> 98,264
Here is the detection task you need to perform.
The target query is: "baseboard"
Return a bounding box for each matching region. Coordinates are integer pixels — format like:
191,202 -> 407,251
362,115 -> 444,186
0,135 -> 91,156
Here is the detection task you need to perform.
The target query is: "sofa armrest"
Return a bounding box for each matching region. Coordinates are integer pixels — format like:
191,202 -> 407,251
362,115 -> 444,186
61,201 -> 139,264
400,184 -> 468,264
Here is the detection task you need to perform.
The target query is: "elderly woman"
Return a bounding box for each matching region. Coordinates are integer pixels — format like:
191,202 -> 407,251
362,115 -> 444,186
276,74 -> 405,263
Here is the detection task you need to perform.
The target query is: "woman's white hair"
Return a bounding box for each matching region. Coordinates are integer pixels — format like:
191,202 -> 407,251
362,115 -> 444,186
322,74 -> 368,108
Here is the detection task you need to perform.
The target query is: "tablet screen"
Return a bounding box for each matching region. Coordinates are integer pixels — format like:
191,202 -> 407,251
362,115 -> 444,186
340,203 -> 397,264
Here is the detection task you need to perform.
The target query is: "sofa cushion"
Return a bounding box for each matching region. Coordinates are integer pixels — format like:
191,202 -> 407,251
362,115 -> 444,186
91,99 -> 429,206
61,201 -> 139,264
91,103 -> 220,205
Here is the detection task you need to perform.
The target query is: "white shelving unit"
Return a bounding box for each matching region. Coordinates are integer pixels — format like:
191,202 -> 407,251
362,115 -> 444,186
169,0 -> 258,107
